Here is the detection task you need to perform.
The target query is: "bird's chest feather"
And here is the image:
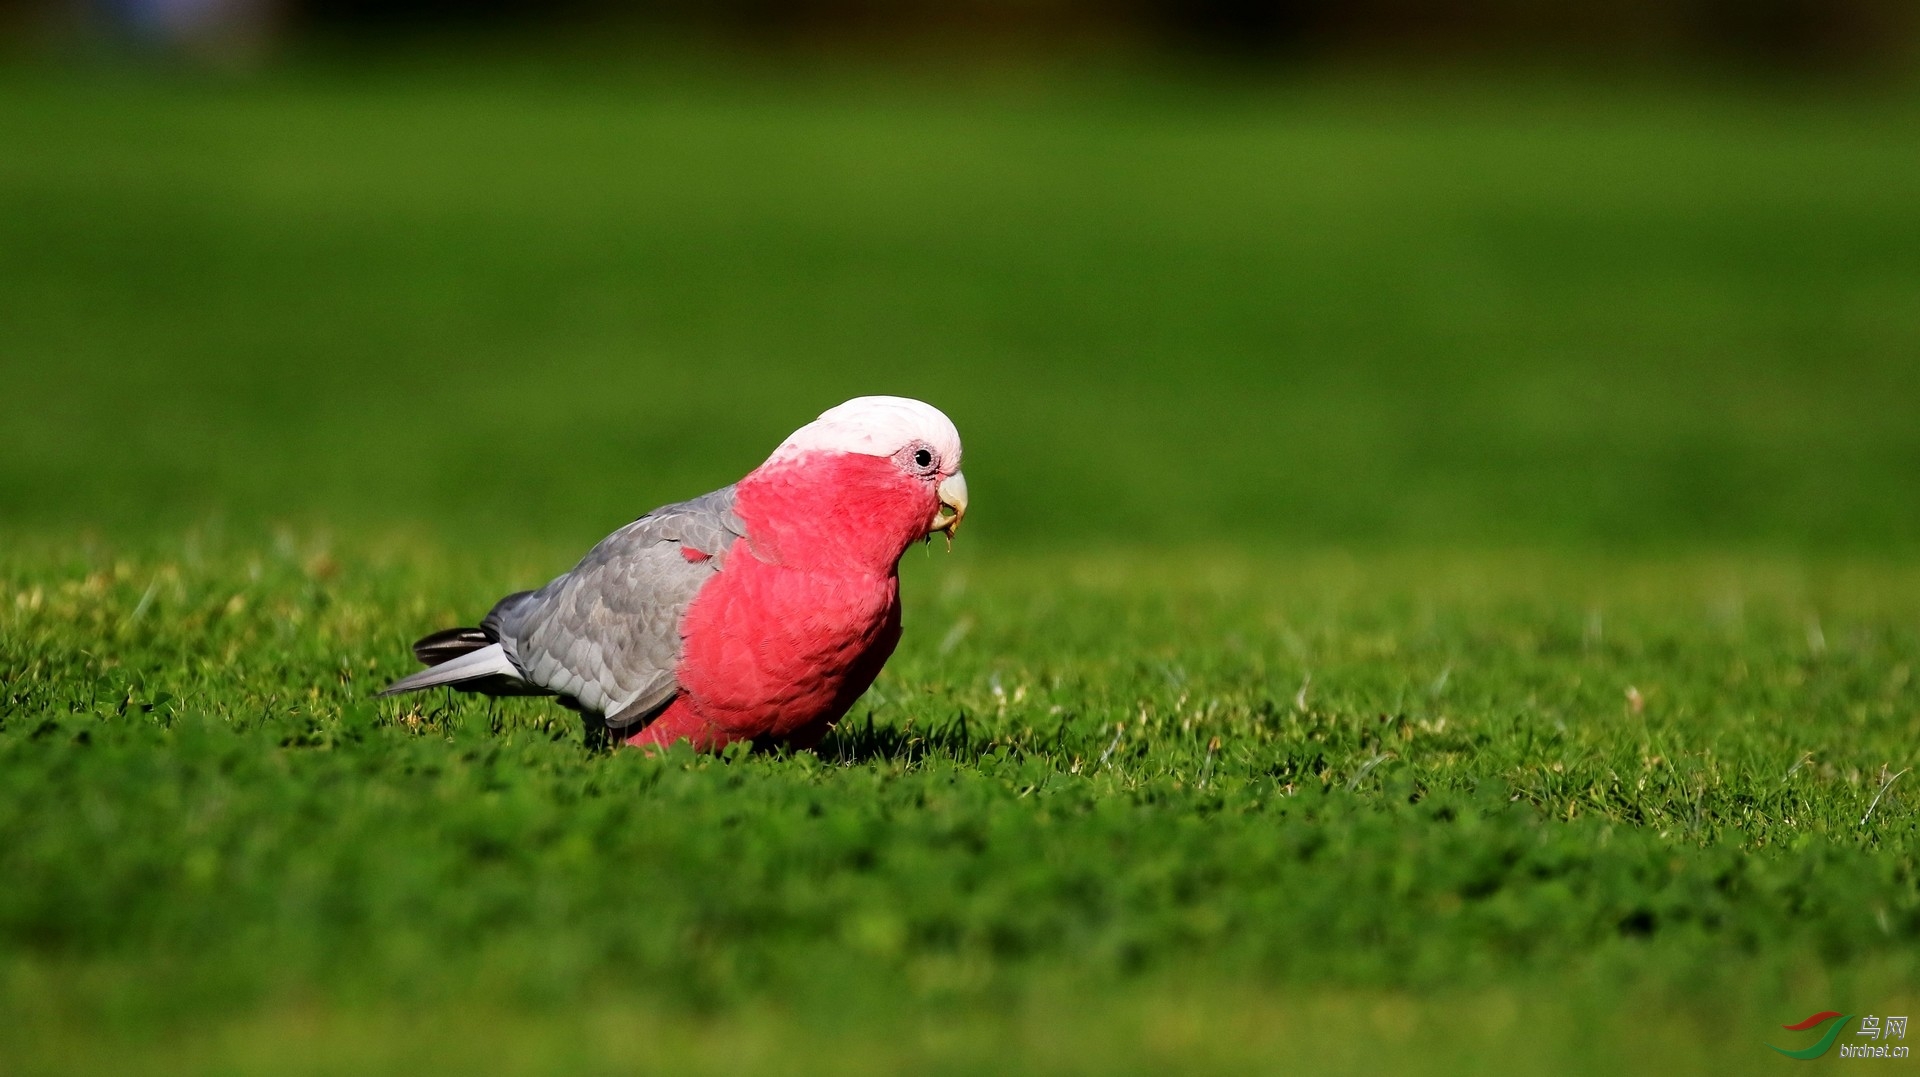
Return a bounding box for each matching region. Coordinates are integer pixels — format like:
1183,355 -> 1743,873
675,551 -> 901,735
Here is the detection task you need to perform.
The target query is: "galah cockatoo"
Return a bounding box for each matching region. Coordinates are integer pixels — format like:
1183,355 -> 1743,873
380,396 -> 968,751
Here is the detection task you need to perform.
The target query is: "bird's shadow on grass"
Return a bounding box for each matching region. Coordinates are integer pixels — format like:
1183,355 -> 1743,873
574,709 -> 994,766
810,712 -> 990,767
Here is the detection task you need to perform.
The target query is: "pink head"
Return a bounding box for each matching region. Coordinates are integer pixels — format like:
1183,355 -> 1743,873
737,396 -> 969,571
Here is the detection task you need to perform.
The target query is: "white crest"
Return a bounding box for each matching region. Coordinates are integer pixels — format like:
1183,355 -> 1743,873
770,396 -> 963,470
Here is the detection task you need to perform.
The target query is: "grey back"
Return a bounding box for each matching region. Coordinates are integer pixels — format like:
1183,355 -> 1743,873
485,486 -> 745,728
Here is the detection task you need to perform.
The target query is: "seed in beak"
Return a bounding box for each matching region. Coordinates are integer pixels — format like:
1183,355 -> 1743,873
931,472 -> 969,551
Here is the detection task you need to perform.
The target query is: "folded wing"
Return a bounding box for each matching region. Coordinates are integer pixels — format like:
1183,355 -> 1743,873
382,486 -> 744,732
492,485 -> 745,729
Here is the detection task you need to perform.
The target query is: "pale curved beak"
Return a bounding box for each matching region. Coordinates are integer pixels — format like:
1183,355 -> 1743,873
931,471 -> 968,549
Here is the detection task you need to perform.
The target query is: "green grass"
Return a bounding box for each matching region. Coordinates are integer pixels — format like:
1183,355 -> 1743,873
3,60 -> 1919,1073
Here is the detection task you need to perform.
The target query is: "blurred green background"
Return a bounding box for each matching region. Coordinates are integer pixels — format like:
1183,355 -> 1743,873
3,5 -> 1919,555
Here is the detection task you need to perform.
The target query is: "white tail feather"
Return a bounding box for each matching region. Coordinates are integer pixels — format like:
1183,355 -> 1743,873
379,643 -> 523,696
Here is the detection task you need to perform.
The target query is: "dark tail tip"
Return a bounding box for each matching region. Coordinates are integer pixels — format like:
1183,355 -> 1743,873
411,627 -> 494,666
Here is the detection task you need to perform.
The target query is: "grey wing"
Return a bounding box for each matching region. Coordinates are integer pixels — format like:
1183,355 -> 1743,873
486,486 -> 744,728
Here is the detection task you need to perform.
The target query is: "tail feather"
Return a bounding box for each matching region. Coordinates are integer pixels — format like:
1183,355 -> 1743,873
380,642 -> 524,697
412,626 -> 494,665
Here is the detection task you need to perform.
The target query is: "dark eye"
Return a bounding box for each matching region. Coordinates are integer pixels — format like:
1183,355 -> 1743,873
914,448 -> 934,469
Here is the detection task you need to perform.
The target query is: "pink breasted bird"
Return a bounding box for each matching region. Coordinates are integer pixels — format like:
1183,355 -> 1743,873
380,396 -> 968,751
